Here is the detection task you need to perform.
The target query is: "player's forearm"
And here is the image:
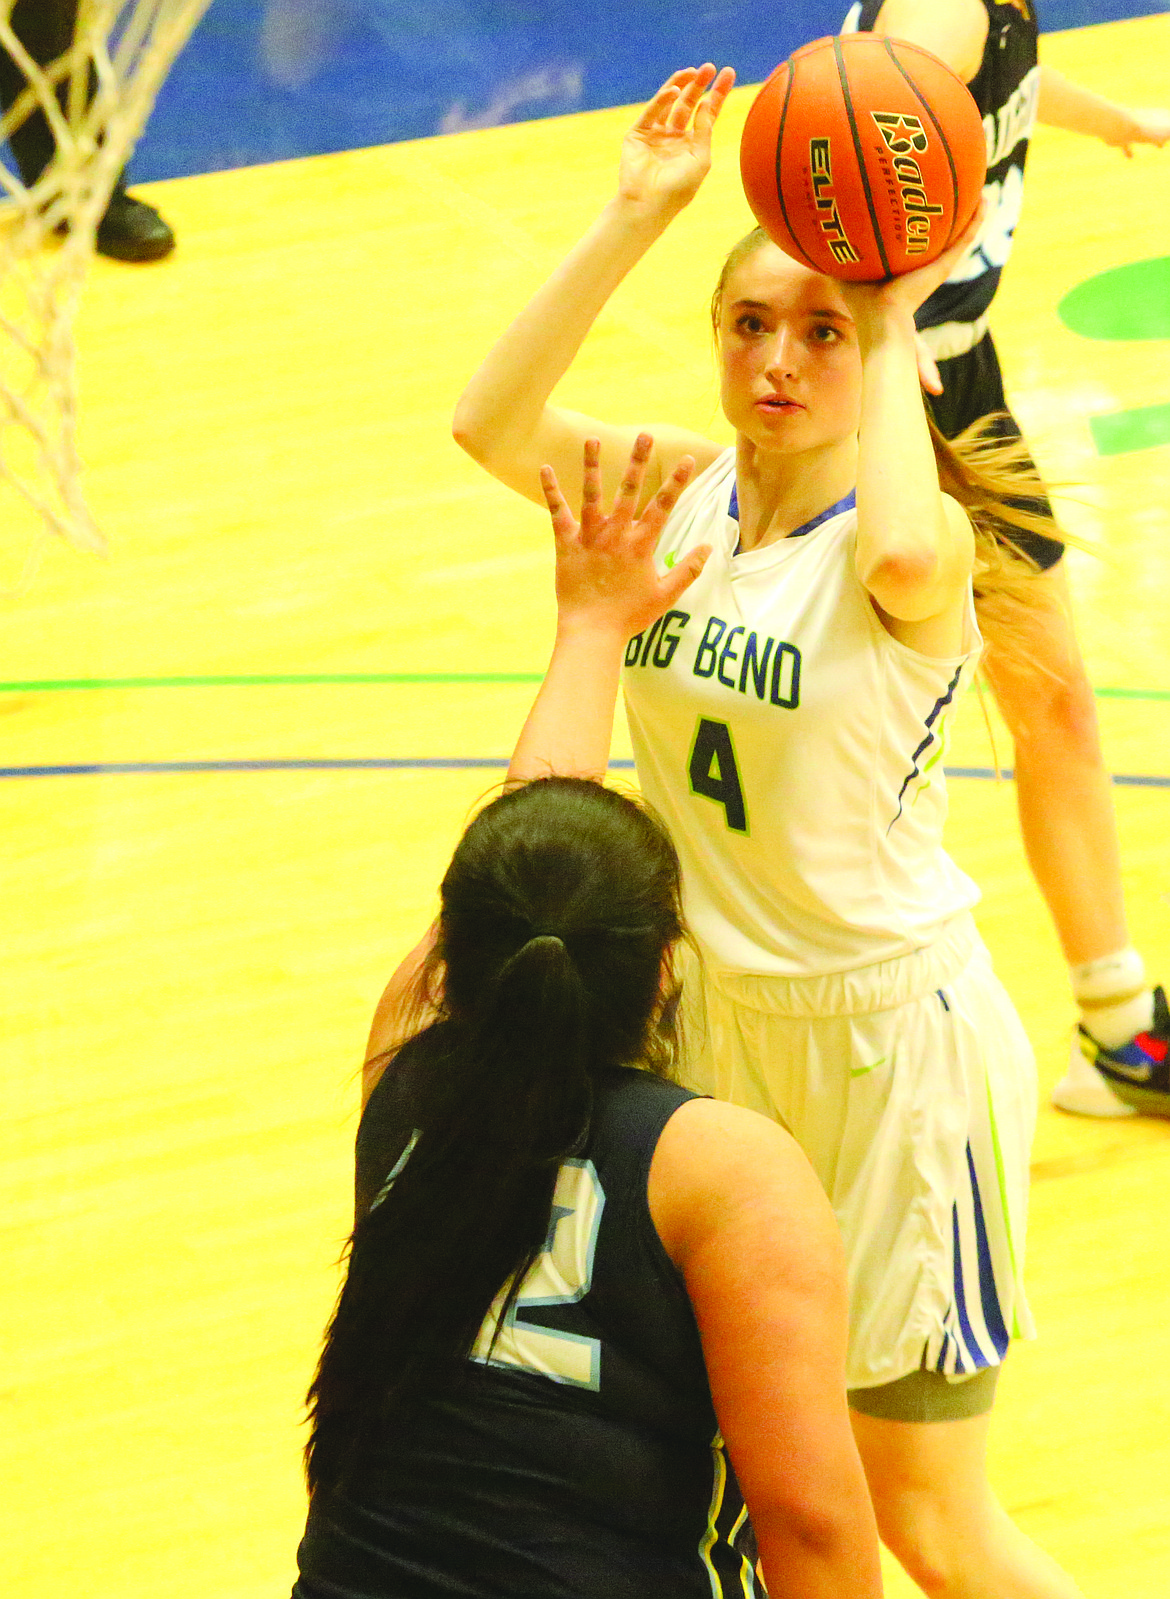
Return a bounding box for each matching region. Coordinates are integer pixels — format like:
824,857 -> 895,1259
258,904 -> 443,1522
1037,64 -> 1133,143
507,619 -> 627,785
452,200 -> 670,470
852,308 -> 955,611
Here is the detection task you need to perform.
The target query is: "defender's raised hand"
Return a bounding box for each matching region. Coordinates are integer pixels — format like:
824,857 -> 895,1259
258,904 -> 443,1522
507,436 -> 709,785
541,434 -> 709,641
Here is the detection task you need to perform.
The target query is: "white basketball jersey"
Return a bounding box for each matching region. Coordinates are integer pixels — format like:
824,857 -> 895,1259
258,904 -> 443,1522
622,448 -> 982,976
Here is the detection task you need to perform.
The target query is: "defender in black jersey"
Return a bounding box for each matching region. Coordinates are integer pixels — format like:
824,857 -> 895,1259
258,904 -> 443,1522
297,1066 -> 760,1599
844,0 -> 1170,1119
844,0 -> 1061,568
293,440 -> 881,1599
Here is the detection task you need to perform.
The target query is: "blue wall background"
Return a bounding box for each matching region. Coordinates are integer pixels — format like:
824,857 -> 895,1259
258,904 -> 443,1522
128,0 -> 1170,183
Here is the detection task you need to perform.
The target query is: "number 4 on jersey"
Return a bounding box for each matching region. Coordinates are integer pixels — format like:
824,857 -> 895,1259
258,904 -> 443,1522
688,718 -> 748,834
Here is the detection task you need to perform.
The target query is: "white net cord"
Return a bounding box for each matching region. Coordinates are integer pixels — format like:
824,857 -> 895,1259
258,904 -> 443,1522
0,0 -> 211,579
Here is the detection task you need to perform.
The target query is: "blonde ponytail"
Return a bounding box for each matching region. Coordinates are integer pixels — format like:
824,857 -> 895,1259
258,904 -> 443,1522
929,414 -> 1077,678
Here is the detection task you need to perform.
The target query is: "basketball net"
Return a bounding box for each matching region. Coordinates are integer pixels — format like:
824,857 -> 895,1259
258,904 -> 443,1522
0,0 -> 210,584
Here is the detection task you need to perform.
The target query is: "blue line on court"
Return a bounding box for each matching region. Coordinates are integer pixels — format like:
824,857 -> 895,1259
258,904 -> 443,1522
2,758 -> 1170,786
0,758 -> 529,777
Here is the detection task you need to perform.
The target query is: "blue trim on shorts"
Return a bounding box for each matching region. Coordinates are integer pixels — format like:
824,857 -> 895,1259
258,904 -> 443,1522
967,1145 -> 1010,1360
951,1205 -> 987,1371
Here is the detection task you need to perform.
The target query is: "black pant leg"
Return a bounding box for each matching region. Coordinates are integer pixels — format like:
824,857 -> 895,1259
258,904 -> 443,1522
925,334 -> 1010,441
928,331 -> 1064,570
2,0 -> 80,186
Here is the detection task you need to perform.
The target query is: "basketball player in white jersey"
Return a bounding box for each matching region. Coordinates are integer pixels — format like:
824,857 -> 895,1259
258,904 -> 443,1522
455,65 -> 1083,1599
844,0 -> 1170,1118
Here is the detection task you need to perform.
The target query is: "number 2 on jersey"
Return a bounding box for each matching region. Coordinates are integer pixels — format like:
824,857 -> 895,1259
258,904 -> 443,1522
471,1159 -> 605,1390
689,717 -> 748,834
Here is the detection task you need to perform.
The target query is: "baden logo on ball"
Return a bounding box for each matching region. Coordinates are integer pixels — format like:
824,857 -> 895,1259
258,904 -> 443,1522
740,33 -> 987,281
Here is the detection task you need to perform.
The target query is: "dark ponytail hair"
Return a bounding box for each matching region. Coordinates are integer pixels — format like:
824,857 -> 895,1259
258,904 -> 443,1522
305,776 -> 686,1495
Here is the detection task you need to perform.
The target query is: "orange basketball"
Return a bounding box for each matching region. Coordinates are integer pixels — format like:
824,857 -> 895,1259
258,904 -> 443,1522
740,34 -> 987,282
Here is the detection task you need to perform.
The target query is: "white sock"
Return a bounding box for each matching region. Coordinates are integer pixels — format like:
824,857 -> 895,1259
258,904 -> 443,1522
1071,947 -> 1155,1049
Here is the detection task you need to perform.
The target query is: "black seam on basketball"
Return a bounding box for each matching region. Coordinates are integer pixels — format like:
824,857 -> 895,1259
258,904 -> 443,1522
834,34 -> 891,278
883,38 -> 963,244
773,58 -> 819,270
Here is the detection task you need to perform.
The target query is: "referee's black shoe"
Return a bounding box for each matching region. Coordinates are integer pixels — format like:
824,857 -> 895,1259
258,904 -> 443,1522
95,187 -> 175,262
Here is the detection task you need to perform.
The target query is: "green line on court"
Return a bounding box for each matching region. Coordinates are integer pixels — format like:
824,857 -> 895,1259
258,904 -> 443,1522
1089,402 -> 1170,458
1057,256 -> 1170,341
1093,686 -> 1170,702
0,675 -> 1167,700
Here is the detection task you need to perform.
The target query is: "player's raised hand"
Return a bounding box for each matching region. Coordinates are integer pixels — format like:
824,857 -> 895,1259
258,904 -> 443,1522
617,65 -> 736,216
1111,105 -> 1170,156
541,435 -> 709,639
838,202 -> 986,342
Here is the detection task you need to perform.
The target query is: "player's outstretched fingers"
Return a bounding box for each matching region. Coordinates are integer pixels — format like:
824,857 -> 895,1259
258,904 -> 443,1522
661,542 -> 712,608
694,66 -> 736,136
612,433 -> 655,529
667,63 -> 717,130
539,464 -> 578,544
637,453 -> 695,546
579,437 -> 604,538
632,70 -> 692,132
881,199 -> 985,318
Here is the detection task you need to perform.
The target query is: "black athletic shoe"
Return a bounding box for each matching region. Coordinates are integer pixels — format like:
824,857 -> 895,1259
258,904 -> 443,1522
1056,985 -> 1170,1118
95,190 -> 175,262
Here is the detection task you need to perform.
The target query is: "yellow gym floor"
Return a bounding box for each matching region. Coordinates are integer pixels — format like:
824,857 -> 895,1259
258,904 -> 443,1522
4,14 -> 1169,1596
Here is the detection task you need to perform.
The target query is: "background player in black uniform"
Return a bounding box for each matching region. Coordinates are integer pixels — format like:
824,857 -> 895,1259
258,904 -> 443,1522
0,0 -> 175,259
845,0 -> 1170,1119
293,440 -> 882,1599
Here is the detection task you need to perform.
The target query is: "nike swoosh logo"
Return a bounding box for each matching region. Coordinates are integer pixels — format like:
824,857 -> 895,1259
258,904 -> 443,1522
664,551 -> 678,569
851,1055 -> 888,1078
1099,1056 -> 1154,1084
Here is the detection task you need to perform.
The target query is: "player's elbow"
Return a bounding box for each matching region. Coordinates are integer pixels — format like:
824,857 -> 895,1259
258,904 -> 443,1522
753,1497 -> 876,1588
758,1499 -> 846,1552
859,546 -> 942,617
451,397 -> 490,462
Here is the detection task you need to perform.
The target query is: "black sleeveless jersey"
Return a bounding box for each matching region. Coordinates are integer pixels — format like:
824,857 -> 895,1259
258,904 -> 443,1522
843,0 -> 1041,331
293,1061 -> 764,1598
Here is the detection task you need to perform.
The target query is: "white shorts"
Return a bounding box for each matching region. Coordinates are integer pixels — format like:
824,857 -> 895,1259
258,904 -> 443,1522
680,913 -> 1037,1390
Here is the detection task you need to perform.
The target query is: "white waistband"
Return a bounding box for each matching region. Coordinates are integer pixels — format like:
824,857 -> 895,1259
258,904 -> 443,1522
701,913 -> 982,1018
919,312 -> 991,362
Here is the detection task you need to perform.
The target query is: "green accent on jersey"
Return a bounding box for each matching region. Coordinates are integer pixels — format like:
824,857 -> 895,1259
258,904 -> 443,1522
727,1502 -> 758,1596
699,1437 -> 728,1596
850,1055 -> 888,1078
984,1073 -> 1023,1339
664,551 -> 678,569
909,703 -> 955,809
